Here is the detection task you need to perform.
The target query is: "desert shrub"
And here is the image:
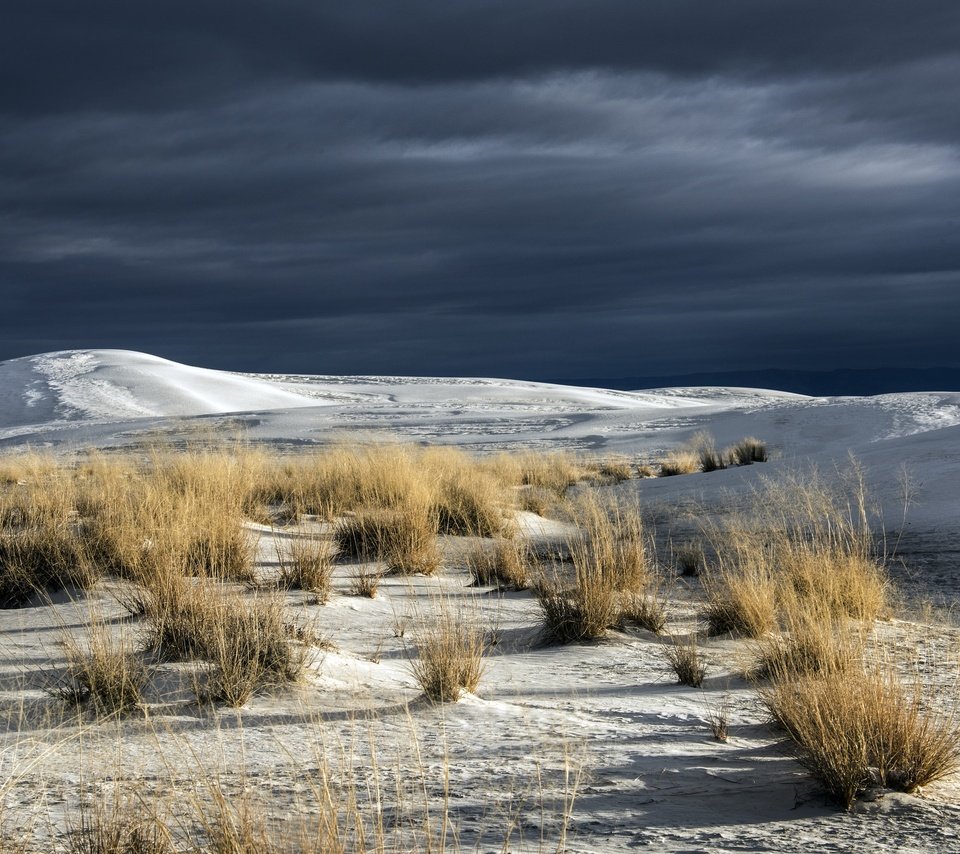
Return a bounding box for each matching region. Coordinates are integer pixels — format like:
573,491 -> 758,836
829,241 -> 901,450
68,797 -> 173,854
466,538 -> 531,590
762,668 -> 960,808
196,593 -> 309,707
335,504 -> 440,575
662,635 -> 707,687
0,526 -> 93,608
535,567 -> 620,644
727,437 -> 768,466
277,536 -> 334,601
701,559 -> 777,638
55,624 -> 149,717
658,451 -> 700,477
690,432 -> 726,473
409,613 -> 486,702
619,590 -> 666,634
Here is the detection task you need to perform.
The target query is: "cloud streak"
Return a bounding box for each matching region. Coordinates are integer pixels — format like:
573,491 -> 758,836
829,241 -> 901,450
1,2 -> 959,381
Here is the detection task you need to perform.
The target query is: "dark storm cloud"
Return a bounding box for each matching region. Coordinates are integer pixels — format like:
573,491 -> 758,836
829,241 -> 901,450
1,2 -> 959,380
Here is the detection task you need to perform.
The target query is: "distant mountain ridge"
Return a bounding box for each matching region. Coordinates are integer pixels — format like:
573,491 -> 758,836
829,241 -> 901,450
544,367 -> 960,397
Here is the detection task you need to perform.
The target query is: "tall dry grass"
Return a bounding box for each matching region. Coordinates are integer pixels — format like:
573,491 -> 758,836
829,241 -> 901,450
762,667 -> 960,808
408,611 -> 486,702
701,464 -> 889,637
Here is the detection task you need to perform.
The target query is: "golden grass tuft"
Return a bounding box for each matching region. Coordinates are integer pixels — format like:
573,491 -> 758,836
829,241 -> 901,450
727,436 -> 768,465
534,568 -> 620,644
701,559 -> 778,638
658,450 -> 700,477
334,503 -> 441,575
662,635 -> 707,687
762,668 -> 960,808
194,593 -> 310,707
466,538 -> 532,590
409,612 -> 486,702
276,535 -> 335,601
55,622 -> 149,717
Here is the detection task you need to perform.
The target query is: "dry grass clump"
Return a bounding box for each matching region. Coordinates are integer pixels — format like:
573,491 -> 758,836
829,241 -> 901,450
619,589 -> 666,634
690,432 -> 726,473
0,526 -> 93,607
55,624 -> 149,717
409,612 -> 486,702
138,578 -> 307,705
334,502 -> 441,576
573,498 -> 649,592
195,593 -> 310,707
505,451 -> 583,496
536,498 -> 655,642
752,604 -> 862,680
252,444 -> 441,522
276,535 -> 334,600
728,436 -> 768,465
707,697 -> 730,742
68,797 -> 173,854
673,543 -> 704,577
426,449 -> 510,537
658,450 -> 700,477
762,668 -> 960,808
701,560 -> 778,638
516,485 -> 555,516
584,458 -> 633,485
702,466 -> 889,641
535,568 -> 620,644
184,527 -> 256,583
779,547 -> 888,623
350,564 -> 381,598
662,635 -> 707,687
466,538 -> 531,590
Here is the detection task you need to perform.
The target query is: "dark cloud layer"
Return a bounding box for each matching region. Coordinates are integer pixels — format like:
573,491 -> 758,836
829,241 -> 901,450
2,2 -> 959,384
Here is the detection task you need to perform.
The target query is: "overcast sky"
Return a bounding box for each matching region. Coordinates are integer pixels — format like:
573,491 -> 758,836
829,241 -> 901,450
2,1 -> 959,379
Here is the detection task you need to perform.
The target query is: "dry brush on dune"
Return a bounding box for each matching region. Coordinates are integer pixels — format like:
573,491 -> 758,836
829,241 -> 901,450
0,445 -> 958,849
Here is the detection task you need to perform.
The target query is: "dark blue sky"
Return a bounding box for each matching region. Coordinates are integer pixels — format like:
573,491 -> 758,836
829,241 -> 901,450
2,1 -> 959,381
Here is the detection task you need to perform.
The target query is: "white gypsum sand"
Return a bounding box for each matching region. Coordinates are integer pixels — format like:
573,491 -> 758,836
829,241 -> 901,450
0,349 -> 959,851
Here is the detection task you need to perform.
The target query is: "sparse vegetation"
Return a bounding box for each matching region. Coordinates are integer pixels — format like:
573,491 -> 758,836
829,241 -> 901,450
277,535 -> 335,600
728,437 -> 768,466
658,451 -> 700,477
0,441 -> 955,847
762,668 -> 960,808
409,612 -> 486,702
663,635 -> 707,687
55,622 -> 149,717
466,538 -> 531,590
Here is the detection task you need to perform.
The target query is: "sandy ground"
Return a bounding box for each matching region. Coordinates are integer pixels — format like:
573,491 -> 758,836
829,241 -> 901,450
2,349 -> 960,851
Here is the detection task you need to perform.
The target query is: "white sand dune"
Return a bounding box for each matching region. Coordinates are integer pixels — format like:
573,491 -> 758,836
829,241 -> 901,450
2,349 -> 960,852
